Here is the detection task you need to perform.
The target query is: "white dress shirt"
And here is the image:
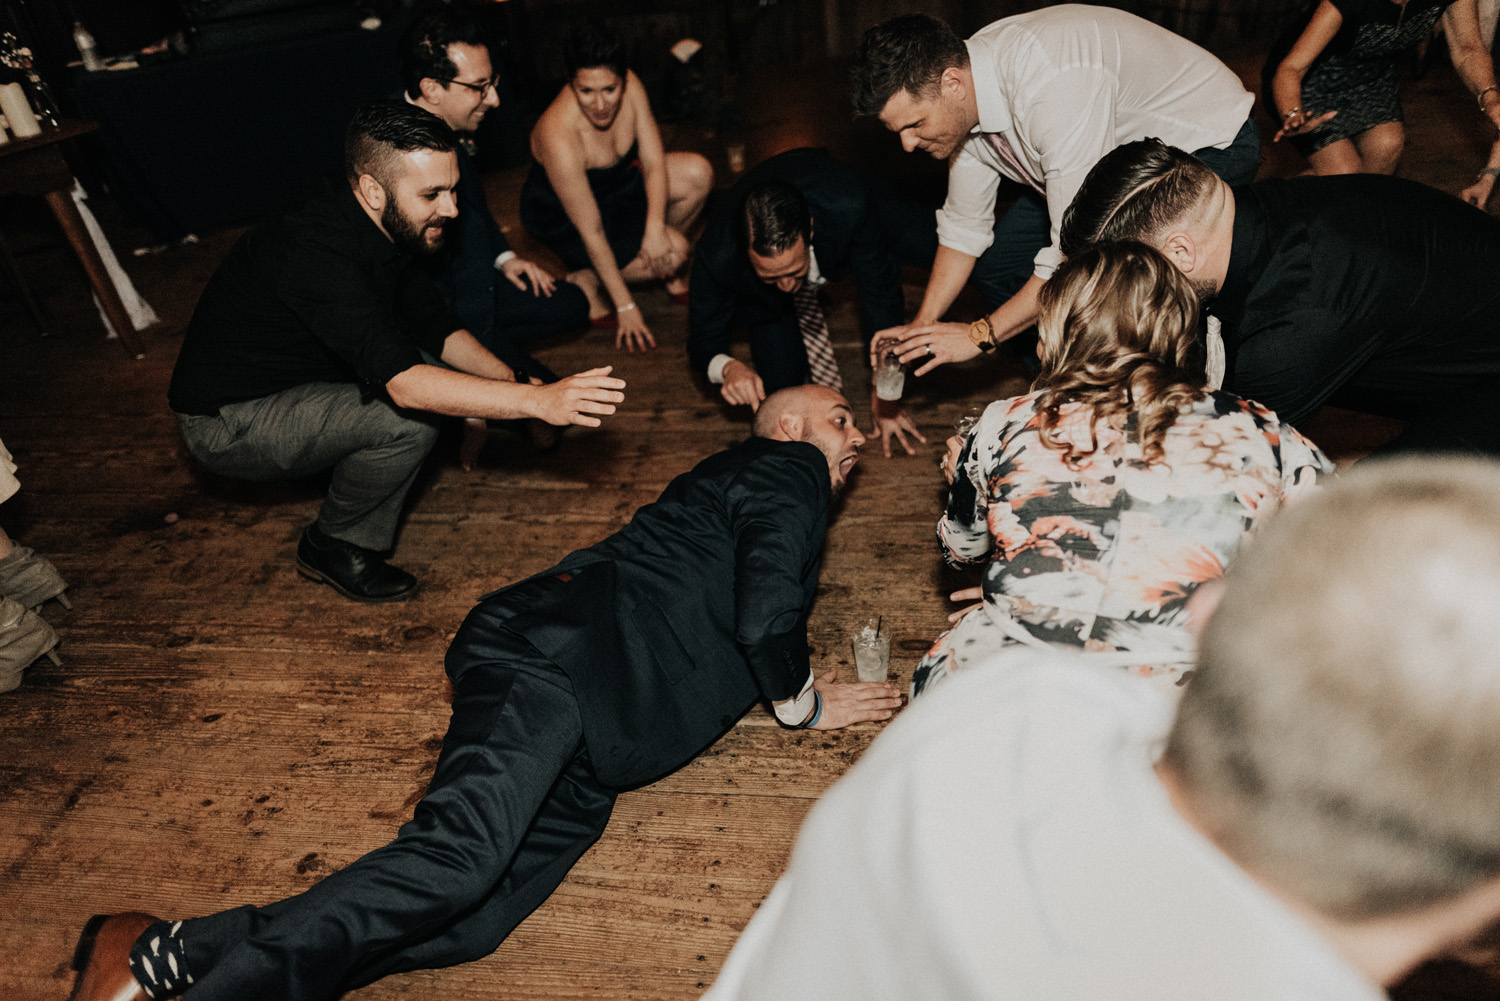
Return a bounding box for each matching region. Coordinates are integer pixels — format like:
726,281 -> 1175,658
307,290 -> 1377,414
938,4 -> 1252,280
703,651 -> 1381,1001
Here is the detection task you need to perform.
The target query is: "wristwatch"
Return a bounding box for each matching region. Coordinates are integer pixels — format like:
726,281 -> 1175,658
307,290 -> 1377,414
968,316 -> 997,352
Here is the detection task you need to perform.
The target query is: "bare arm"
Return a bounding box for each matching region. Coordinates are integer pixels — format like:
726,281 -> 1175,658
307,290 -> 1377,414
439,329 -> 517,382
1446,0 -> 1500,134
1463,136 -> 1500,207
387,349 -> 625,426
532,114 -> 635,312
1272,1 -> 1344,140
868,245 -> 979,368
913,244 -> 978,326
627,70 -> 674,275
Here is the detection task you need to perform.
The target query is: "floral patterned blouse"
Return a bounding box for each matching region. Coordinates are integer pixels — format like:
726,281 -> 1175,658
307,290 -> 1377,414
911,390 -> 1332,697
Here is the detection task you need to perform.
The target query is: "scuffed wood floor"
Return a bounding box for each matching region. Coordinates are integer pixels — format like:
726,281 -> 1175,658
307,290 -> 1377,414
1,46 -> 1495,1001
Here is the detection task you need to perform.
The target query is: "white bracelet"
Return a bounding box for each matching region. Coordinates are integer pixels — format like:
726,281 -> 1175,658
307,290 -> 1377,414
616,302 -> 638,313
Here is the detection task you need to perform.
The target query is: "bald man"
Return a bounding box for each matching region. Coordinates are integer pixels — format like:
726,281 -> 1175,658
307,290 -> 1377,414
68,385 -> 900,1001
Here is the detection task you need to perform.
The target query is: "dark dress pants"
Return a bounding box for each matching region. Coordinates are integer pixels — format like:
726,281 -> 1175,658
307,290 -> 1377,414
480,278 -> 591,384
176,384 -> 440,552
175,593 -> 616,1000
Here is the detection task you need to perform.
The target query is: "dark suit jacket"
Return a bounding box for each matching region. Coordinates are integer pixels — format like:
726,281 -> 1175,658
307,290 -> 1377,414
687,147 -> 904,376
447,437 -> 831,788
417,143 -> 513,340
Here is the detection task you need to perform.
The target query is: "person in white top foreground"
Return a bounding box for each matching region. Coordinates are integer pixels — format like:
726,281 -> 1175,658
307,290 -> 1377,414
849,6 -> 1258,454
704,456 -> 1500,1000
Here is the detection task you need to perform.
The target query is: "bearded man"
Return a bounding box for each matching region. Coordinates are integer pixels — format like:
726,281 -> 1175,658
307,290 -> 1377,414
167,102 -> 625,602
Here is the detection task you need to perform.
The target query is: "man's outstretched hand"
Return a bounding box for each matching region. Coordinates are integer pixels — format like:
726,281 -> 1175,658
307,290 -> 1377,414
807,668 -> 903,730
534,366 -> 627,427
871,392 -> 928,458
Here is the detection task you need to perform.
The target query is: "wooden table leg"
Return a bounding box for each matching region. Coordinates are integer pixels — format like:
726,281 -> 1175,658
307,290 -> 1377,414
0,228 -> 52,335
42,188 -> 147,359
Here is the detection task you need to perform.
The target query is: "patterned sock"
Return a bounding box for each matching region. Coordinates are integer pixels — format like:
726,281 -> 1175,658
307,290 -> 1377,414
127,920 -> 194,998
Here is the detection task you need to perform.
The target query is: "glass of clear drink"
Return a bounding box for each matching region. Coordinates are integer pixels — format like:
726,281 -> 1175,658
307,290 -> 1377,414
874,349 -> 905,402
852,618 -> 891,682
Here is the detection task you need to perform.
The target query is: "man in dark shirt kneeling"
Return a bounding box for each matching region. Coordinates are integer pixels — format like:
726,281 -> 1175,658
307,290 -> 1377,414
168,102 -> 625,603
1058,138 -> 1500,456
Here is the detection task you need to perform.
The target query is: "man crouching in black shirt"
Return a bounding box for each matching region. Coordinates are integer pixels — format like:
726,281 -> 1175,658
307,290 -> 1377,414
1059,137 -> 1500,459
168,102 -> 625,602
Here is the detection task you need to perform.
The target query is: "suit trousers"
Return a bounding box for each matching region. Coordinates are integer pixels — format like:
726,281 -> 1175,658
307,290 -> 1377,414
480,278 -> 591,384
173,620 -> 616,1000
746,314 -> 814,394
176,383 -> 440,552
968,116 -> 1264,309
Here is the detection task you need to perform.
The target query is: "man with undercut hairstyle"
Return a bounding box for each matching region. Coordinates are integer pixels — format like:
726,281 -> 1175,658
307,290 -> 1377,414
848,7 -> 1258,390
705,456 -> 1500,1000
66,386 -> 901,1001
687,147 -> 936,455
167,102 -> 625,603
1059,138 -> 1500,455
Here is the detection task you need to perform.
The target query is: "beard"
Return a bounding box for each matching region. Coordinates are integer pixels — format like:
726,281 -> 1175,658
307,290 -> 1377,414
382,201 -> 445,256
1189,274 -> 1220,306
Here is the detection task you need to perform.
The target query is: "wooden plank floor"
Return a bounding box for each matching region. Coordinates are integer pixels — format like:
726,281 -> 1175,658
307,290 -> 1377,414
1,46 -> 1495,1001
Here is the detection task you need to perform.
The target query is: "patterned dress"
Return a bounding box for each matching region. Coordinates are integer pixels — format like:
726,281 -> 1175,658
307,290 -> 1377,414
910,391 -> 1332,698
1264,0 -> 1453,156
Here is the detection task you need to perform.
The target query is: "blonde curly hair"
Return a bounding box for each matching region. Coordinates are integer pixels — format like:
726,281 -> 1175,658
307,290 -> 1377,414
1033,241 -> 1208,466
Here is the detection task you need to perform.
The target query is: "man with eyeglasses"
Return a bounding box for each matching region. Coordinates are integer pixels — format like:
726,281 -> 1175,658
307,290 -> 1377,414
402,10 -> 592,463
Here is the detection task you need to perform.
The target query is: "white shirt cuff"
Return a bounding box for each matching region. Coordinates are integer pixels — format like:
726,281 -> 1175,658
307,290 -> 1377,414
707,353 -> 735,384
773,671 -> 818,726
493,250 -> 517,270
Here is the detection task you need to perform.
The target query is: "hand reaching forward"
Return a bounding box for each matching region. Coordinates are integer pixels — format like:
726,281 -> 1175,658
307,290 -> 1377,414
533,367 -> 626,427
871,392 -> 928,458
1463,173 -> 1497,209
615,306 -> 657,353
720,359 -> 766,410
501,257 -> 557,296
806,668 -> 903,730
871,323 -> 980,376
947,586 -> 984,624
1272,108 -> 1337,143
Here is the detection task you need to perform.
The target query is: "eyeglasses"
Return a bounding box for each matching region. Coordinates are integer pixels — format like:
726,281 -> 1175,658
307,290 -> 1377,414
443,76 -> 499,96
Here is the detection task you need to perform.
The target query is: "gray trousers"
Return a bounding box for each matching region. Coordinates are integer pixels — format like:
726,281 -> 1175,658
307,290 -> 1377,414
177,382 -> 440,551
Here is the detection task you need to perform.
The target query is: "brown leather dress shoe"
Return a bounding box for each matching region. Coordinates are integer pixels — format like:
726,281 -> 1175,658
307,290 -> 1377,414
68,912 -> 159,1001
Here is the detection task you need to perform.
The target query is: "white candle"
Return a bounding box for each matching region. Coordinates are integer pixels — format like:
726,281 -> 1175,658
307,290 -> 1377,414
0,83 -> 42,139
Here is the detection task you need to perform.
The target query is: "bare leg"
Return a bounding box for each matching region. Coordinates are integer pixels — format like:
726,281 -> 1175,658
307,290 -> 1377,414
663,151 -> 714,236
1354,121 -> 1405,175
565,269 -> 610,320
1306,137 -> 1366,175
620,227 -> 690,285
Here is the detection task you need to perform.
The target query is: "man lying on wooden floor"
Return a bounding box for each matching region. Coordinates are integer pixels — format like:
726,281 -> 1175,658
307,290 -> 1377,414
65,385 -> 901,1001
704,456 -> 1500,1000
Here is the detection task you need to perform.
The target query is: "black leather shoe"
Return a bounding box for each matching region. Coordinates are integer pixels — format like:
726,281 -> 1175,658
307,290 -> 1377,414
68,912 -> 158,1001
295,525 -> 419,603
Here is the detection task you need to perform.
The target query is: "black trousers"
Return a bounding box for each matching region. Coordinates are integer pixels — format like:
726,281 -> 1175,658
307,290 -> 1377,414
480,278 -> 591,384
176,596 -> 615,999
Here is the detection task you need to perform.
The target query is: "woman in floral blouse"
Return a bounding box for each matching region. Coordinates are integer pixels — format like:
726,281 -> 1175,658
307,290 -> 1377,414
911,242 -> 1332,698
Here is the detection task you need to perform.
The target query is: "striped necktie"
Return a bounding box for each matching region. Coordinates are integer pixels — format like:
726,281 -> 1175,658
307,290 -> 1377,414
792,284 -> 842,390
985,133 -> 1045,194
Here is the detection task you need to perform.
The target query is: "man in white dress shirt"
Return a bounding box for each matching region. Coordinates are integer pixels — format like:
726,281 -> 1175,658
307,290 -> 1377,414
703,456 -> 1500,1000
849,6 -> 1257,437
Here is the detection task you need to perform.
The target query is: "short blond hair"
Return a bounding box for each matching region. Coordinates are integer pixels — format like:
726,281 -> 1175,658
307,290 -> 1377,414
1033,241 -> 1206,466
1166,457 -> 1500,919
